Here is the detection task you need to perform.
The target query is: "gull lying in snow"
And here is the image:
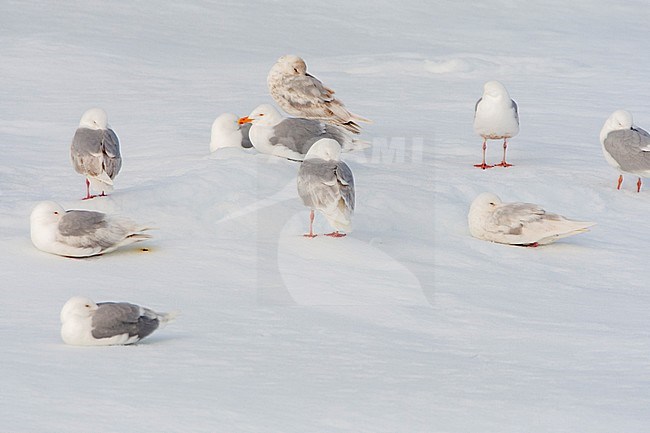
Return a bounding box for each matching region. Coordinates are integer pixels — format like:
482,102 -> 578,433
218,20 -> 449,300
209,113 -> 253,152
297,138 -> 355,238
468,193 -> 595,246
71,108 -> 122,199
267,54 -> 371,134
60,296 -> 176,346
473,81 -> 519,169
30,201 -> 152,257
600,109 -> 650,192
238,104 -> 367,161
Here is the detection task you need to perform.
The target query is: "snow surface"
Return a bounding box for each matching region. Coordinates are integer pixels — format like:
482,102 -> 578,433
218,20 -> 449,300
2,1 -> 650,432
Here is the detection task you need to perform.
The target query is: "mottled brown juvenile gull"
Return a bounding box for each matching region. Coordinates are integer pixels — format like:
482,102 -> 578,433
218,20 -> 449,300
60,296 -> 176,346
238,104 -> 367,161
600,110 -> 650,192
71,108 -> 122,199
30,201 -> 151,257
267,55 -> 370,134
468,193 -> 595,246
297,138 -> 355,238
210,112 -> 253,152
473,81 -> 519,169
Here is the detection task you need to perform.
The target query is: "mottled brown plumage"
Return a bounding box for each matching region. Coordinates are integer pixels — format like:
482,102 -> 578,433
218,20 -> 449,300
267,55 -> 370,134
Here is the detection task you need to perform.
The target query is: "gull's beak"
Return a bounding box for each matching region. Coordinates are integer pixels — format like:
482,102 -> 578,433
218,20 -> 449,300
238,116 -> 252,125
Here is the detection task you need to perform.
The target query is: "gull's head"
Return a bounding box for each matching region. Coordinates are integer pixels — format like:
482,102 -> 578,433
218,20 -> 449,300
482,80 -> 509,99
304,138 -> 342,161
210,113 -> 243,151
78,108 -> 108,130
273,54 -> 307,76
468,192 -> 503,237
60,296 -> 98,323
30,201 -> 65,227
470,192 -> 502,215
30,201 -> 65,253
600,110 -> 634,144
212,113 -> 241,133
238,104 -> 283,127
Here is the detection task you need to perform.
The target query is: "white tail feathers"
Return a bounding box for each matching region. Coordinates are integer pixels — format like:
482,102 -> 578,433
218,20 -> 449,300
89,171 -> 114,192
157,311 -> 179,327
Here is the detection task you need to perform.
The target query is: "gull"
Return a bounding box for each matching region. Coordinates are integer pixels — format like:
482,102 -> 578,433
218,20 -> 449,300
209,112 -> 253,152
473,81 -> 519,169
267,54 -> 370,134
468,192 -> 594,246
238,104 -> 366,161
297,138 -> 355,238
30,201 -> 151,257
600,110 -> 650,192
71,108 -> 122,199
60,296 -> 176,346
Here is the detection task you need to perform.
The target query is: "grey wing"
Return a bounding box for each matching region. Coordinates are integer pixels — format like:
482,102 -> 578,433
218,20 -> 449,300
57,210 -> 126,250
511,99 -> 519,124
604,129 -> 650,171
635,126 -> 650,150
322,123 -> 348,144
92,302 -> 159,340
240,123 -> 253,148
297,159 -> 340,209
58,210 -> 108,236
71,128 -> 104,176
102,128 -> 122,179
488,203 -> 545,235
474,97 -> 482,116
271,118 -> 328,153
335,161 -> 355,212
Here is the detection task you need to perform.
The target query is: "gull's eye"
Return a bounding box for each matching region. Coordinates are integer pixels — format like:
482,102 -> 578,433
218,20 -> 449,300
294,68 -> 299,73
85,304 -> 90,308
259,113 -> 264,116
53,211 -> 59,215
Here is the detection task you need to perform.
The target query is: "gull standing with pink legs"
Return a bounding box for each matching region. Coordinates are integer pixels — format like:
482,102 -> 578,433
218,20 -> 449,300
71,108 -> 122,200
600,110 -> 650,193
473,81 -> 519,169
297,139 -> 355,238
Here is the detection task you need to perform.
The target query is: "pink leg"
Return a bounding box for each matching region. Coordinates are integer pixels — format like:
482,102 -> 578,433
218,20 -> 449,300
617,175 -> 623,190
303,210 -> 317,238
637,177 -> 642,193
494,139 -> 513,167
82,179 -> 96,200
474,139 -> 494,169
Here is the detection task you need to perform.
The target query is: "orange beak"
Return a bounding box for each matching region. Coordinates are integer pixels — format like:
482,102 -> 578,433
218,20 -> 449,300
238,116 -> 252,125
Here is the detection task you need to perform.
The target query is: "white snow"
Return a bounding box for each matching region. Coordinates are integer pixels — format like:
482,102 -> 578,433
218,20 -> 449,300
2,0 -> 650,432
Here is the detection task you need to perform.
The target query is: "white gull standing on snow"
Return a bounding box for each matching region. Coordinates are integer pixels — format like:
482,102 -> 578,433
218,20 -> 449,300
71,108 -> 122,199
209,113 -> 253,152
297,138 -> 355,238
468,192 -> 595,246
238,104 -> 367,161
30,201 -> 152,257
60,296 -> 176,346
599,109 -> 650,192
267,54 -> 371,134
473,81 -> 519,169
